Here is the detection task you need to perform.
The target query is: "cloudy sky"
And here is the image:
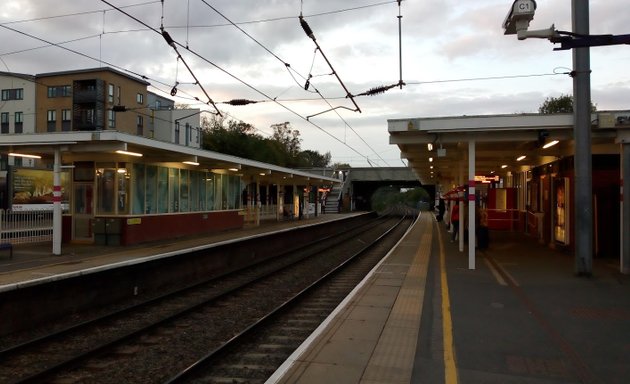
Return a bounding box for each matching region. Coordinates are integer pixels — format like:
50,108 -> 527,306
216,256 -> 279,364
1,0 -> 628,167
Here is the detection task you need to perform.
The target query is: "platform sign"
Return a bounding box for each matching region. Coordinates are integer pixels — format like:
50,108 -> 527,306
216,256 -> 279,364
475,175 -> 500,184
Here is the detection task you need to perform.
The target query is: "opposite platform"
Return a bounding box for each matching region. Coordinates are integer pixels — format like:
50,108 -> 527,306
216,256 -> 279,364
0,213 -> 357,290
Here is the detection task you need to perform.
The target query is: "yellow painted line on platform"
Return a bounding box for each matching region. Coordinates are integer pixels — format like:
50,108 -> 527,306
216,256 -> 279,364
438,223 -> 459,384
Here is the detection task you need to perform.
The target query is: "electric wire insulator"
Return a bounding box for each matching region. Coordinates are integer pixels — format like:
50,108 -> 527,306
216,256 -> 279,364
299,16 -> 315,40
161,29 -> 176,48
225,99 -> 257,106
360,85 -> 391,96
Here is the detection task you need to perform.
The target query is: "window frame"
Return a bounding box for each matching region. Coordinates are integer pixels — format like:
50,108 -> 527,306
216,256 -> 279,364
108,83 -> 115,103
1,88 -> 24,101
108,110 -> 116,129
47,85 -> 71,98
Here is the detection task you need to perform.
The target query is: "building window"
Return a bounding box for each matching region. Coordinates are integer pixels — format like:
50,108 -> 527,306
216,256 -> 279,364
14,112 -> 23,133
47,110 -> 57,132
136,93 -> 144,104
108,110 -> 116,129
47,85 -> 71,98
62,109 -> 72,131
117,86 -> 121,104
108,83 -> 114,103
1,112 -> 9,133
96,165 -> 116,214
136,115 -> 144,136
1,88 -> 23,101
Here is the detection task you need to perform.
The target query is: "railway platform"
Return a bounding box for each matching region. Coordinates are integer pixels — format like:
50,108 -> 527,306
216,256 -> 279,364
270,213 -> 630,384
0,213 -> 357,288
2,211 -> 630,383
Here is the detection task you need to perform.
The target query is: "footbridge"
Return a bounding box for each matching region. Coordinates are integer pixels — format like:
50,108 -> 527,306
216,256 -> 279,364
301,167 -> 425,211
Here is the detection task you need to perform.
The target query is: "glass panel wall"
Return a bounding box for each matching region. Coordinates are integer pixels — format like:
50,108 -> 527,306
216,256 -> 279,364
146,165 -> 157,214
132,163 -> 145,215
96,164 -> 116,214
169,168 -> 179,212
180,169 -> 189,212
117,163 -> 130,214
157,167 -> 168,213
96,162 -> 242,215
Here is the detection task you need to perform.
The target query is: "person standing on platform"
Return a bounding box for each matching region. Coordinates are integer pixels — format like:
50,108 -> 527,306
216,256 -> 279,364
477,207 -> 489,249
450,201 -> 459,242
437,198 -> 445,222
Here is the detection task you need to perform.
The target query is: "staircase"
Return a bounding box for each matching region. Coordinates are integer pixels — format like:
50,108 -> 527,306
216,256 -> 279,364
324,182 -> 343,213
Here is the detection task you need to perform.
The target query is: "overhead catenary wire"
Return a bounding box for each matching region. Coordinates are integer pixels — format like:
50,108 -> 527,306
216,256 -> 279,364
298,14 -> 361,114
0,1 -> 401,33
101,0 -> 221,116
0,23 -> 211,111
405,71 -> 571,85
0,1 -> 160,26
197,0 -> 386,165
97,0 -> 375,165
0,5 -> 378,166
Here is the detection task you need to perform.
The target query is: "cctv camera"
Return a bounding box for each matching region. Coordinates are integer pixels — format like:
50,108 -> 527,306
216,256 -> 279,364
503,0 -> 536,35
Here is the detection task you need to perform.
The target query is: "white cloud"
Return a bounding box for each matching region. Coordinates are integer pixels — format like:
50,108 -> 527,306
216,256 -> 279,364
1,0 -> 629,167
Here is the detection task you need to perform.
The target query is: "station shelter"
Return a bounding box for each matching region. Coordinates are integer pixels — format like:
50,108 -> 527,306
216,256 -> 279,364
389,111 -> 630,274
0,131 -> 340,250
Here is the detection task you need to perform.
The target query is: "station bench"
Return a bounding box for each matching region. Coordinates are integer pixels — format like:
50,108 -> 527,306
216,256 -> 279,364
0,242 -> 12,259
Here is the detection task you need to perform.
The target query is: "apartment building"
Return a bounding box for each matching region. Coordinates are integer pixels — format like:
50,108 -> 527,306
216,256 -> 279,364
0,72 -> 37,167
35,67 -> 151,135
148,91 -> 202,148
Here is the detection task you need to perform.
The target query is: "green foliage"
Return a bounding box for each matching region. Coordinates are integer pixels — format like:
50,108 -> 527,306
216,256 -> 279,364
370,186 -> 431,212
538,94 -> 597,114
200,116 -> 331,168
333,162 -> 351,169
298,150 -> 332,168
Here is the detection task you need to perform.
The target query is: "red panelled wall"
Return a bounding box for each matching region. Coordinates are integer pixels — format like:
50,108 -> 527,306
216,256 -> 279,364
119,211 -> 243,245
122,211 -> 244,245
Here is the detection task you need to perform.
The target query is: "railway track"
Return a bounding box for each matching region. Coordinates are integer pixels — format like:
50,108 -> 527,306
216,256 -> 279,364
0,212 -> 414,384
166,214 -> 414,383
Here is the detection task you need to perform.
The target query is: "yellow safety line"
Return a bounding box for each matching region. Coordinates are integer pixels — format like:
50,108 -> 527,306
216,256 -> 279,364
438,223 -> 459,383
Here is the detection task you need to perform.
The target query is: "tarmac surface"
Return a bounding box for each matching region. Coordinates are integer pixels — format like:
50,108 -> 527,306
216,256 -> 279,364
416,219 -> 630,384
1,211 -> 630,383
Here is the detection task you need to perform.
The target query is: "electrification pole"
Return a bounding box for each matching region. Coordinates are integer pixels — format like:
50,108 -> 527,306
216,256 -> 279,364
572,1 -> 593,276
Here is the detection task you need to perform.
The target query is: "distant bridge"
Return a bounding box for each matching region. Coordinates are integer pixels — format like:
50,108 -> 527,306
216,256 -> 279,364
301,167 -> 427,211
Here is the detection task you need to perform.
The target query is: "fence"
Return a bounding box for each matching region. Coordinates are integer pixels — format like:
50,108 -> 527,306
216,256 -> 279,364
0,209 -> 53,245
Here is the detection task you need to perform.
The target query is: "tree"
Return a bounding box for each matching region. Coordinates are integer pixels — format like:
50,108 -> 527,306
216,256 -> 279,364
271,122 -> 301,161
200,117 -> 331,168
538,94 -> 597,114
332,162 -> 351,169
298,150 -> 331,168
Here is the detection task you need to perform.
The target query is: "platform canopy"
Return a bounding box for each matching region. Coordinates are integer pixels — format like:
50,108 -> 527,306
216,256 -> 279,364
388,111 -> 630,186
0,131 -> 341,186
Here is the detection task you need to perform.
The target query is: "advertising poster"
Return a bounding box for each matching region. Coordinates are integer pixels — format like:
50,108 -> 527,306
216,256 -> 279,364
553,177 -> 569,244
11,168 -> 69,211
